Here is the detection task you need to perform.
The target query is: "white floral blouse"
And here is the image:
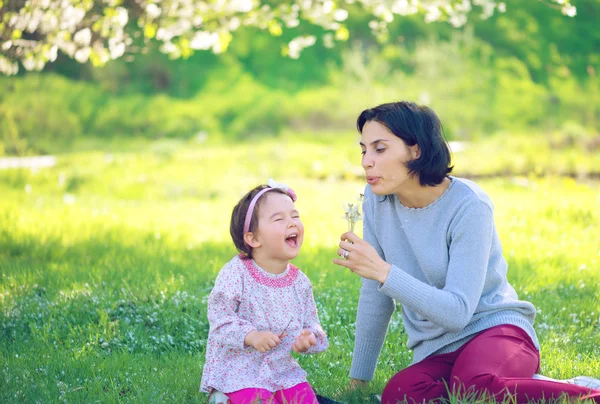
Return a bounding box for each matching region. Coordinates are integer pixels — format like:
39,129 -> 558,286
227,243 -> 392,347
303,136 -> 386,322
200,254 -> 328,394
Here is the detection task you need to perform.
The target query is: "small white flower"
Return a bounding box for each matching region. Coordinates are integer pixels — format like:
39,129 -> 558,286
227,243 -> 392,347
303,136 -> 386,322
333,9 -> 348,21
146,3 -> 161,19
63,194 -> 76,205
343,194 -> 364,232
74,28 -> 92,46
562,4 -> 576,17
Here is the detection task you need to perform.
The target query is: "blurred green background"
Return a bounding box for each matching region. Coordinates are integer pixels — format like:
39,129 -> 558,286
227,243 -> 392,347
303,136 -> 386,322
1,0 -> 598,162
1,1 -> 600,402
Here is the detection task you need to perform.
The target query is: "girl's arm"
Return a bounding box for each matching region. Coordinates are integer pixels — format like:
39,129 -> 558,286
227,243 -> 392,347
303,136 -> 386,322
298,279 -> 328,354
207,264 -> 257,348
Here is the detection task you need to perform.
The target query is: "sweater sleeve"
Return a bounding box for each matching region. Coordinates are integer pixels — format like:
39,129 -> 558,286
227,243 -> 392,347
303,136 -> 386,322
299,277 -> 328,354
207,263 -> 257,348
379,200 -> 494,331
350,190 -> 396,381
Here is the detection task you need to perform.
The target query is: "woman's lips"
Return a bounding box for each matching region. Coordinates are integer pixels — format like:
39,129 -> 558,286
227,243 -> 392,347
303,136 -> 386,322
366,176 -> 380,185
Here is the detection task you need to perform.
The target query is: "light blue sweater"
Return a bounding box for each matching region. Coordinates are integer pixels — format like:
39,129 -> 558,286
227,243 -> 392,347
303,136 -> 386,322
350,177 -> 539,381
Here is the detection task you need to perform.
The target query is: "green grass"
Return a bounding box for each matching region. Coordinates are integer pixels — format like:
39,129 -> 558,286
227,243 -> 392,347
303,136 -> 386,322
1,137 -> 599,403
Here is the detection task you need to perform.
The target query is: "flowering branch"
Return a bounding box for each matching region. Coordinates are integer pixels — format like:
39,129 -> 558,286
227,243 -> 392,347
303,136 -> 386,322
0,0 -> 577,75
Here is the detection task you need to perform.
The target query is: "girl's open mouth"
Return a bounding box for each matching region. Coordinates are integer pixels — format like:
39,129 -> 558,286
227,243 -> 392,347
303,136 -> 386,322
285,234 -> 298,247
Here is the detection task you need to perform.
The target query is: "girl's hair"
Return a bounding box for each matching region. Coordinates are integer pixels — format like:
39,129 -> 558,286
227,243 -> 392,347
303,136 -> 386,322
230,185 -> 289,258
357,101 -> 453,186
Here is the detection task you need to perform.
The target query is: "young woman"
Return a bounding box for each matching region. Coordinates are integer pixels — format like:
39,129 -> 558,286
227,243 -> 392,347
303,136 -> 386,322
333,101 -> 600,403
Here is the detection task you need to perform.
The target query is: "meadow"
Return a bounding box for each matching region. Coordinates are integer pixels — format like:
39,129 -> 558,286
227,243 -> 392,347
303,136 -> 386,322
1,134 -> 599,403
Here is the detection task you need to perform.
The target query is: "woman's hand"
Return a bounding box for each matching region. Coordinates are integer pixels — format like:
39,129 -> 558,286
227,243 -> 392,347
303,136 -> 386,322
292,329 -> 317,353
244,330 -> 282,353
348,378 -> 368,390
333,232 -> 392,284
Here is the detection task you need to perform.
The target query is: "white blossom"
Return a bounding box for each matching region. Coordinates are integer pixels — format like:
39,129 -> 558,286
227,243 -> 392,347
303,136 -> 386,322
146,3 -> 162,19
562,4 -> 576,17
190,31 -> 219,50
287,35 -> 316,59
74,48 -> 90,63
74,28 -> 92,46
0,0 -> 577,75
333,9 -> 349,21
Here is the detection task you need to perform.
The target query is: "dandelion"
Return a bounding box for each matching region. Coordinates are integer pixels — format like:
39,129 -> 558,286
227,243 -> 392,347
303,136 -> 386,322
343,193 -> 364,232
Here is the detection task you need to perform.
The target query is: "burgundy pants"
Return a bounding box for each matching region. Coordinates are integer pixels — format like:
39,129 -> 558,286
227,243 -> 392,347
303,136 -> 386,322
382,324 -> 600,404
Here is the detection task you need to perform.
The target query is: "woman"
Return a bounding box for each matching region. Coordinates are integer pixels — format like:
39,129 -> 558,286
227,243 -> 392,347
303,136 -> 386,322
333,101 -> 600,403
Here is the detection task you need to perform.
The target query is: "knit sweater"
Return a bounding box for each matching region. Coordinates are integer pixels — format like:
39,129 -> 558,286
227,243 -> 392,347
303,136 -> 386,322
350,177 -> 539,381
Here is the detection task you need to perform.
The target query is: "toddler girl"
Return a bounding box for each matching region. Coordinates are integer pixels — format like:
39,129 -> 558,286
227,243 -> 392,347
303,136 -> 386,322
201,180 -> 328,404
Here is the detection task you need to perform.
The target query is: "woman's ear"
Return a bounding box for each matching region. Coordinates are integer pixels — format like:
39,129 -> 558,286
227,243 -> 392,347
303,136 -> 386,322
410,144 -> 421,160
244,232 -> 261,248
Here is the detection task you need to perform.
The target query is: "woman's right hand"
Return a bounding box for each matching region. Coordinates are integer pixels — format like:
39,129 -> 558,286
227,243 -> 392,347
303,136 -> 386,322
333,232 -> 391,284
244,330 -> 282,352
348,378 -> 368,390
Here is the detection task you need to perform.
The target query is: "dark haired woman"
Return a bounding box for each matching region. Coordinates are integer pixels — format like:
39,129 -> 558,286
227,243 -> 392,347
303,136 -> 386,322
333,102 -> 600,403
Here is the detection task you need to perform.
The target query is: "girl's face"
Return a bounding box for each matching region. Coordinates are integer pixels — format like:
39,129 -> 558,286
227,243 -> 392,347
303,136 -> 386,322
252,192 -> 304,261
360,120 -> 420,196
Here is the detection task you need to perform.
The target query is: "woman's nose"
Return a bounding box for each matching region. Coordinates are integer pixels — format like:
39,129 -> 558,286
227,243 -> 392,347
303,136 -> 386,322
362,154 -> 373,169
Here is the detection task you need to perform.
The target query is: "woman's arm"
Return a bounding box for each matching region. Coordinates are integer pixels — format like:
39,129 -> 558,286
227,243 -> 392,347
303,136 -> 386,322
349,193 -> 396,381
350,277 -> 395,380
337,200 -> 495,331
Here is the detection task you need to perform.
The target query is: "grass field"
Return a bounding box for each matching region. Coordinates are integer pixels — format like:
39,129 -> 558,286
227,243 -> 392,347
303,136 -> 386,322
1,135 -> 599,403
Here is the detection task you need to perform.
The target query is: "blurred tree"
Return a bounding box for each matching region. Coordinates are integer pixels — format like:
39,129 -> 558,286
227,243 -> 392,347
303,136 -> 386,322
471,0 -> 599,84
0,0 -> 576,76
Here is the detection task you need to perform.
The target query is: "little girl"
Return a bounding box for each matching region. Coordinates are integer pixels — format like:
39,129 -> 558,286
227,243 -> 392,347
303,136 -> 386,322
201,180 -> 328,404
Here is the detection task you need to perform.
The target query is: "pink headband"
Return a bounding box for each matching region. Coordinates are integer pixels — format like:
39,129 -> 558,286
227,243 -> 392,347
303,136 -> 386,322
243,180 -> 297,235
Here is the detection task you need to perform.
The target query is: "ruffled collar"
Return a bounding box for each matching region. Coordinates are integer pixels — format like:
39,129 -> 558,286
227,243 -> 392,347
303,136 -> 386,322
239,254 -> 299,288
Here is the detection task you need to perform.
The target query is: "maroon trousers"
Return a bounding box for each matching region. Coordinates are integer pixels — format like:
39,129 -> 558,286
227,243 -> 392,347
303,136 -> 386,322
382,324 -> 600,404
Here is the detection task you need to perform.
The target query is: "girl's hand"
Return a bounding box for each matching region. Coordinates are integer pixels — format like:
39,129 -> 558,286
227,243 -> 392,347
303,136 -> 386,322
292,329 -> 317,353
333,232 -> 392,284
244,330 -> 282,353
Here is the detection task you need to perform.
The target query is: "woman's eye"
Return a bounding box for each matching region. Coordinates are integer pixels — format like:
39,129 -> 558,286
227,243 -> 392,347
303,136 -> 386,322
376,148 -> 385,153
360,150 -> 366,155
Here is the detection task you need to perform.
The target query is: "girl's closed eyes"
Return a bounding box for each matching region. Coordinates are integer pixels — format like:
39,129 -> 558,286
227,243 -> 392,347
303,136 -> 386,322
272,212 -> 300,222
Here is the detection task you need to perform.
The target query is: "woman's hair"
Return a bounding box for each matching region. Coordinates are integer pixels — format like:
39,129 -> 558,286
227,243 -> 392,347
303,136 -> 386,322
230,185 -> 289,258
356,101 -> 453,186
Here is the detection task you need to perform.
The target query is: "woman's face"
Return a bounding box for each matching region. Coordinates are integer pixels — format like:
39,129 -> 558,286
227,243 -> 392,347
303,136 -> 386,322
360,120 -> 420,196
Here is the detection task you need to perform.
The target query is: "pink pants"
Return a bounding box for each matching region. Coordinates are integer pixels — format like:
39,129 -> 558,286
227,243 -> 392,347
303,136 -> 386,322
382,324 -> 600,404
227,382 -> 318,404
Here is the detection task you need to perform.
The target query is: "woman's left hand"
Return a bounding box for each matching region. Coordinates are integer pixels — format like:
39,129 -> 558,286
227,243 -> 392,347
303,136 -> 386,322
333,232 -> 391,284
